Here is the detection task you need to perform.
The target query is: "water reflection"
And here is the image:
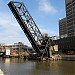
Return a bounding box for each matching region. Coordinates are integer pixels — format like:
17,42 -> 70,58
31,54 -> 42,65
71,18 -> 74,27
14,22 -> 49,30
31,61 -> 75,75
9,58 -> 26,63
1,58 -> 27,63
5,58 -> 10,63
0,58 -> 75,75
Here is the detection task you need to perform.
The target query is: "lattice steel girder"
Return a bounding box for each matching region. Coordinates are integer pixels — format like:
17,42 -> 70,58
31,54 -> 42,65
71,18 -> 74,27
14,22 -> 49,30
8,1 -> 52,58
8,1 -> 45,44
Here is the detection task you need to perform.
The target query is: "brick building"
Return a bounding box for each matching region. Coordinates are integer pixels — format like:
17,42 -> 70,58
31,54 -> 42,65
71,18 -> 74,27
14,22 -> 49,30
0,42 -> 33,57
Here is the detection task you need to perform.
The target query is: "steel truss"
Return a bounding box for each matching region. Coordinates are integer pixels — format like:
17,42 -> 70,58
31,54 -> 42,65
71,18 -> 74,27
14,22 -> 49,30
8,1 -> 53,58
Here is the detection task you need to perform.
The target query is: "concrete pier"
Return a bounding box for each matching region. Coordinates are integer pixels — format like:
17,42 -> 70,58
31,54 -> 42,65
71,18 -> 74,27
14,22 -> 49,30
61,55 -> 75,60
51,54 -> 61,60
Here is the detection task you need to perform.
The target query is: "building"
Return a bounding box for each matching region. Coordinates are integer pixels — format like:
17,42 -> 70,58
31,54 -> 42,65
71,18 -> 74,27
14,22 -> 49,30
58,0 -> 75,54
59,18 -> 67,38
0,42 -> 33,57
54,36 -> 75,54
66,0 -> 75,37
59,0 -> 75,37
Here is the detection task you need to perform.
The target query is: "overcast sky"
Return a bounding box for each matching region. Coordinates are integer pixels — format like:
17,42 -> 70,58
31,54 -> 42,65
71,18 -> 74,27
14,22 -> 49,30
0,0 -> 66,45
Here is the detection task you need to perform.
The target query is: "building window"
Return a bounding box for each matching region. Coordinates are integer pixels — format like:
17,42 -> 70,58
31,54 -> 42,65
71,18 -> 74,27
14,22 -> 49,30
66,2 -> 71,6
73,3 -> 75,6
72,0 -> 75,3
67,15 -> 73,19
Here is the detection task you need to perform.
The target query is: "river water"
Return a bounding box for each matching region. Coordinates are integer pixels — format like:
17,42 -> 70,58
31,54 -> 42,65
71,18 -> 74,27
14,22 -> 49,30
0,58 -> 75,75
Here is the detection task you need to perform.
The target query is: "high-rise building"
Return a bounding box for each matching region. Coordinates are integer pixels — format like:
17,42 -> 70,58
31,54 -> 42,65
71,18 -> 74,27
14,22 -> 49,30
57,0 -> 75,54
59,18 -> 67,38
59,0 -> 75,38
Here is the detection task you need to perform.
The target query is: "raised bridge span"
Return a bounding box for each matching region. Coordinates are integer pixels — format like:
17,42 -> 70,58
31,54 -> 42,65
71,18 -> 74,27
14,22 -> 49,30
8,1 -> 54,59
